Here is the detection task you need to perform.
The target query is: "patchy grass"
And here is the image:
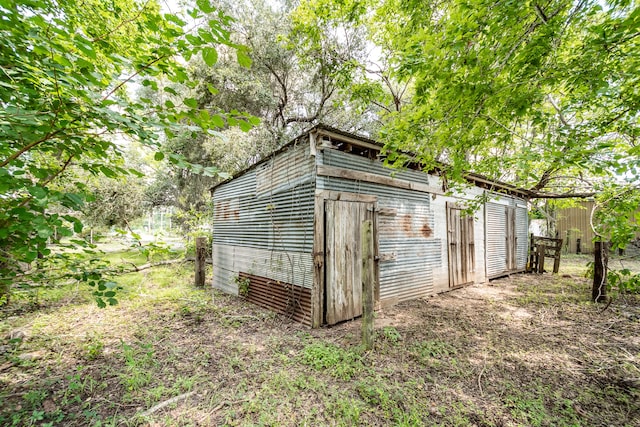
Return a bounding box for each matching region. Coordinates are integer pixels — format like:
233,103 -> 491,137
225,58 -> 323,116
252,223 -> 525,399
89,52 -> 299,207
0,254 -> 638,426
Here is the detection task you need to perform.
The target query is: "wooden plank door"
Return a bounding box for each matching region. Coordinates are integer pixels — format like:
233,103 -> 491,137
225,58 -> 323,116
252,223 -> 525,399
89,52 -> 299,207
324,199 -> 374,325
505,206 -> 517,271
447,203 -> 475,288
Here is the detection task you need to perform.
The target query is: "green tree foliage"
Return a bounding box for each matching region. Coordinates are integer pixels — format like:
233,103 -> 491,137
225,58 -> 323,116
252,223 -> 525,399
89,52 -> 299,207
293,0 -> 639,194
154,0 -> 381,216
294,0 -> 640,295
0,0 -> 252,302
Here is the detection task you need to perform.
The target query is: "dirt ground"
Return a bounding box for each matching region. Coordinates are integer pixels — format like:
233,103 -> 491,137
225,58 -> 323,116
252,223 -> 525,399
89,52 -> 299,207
1,255 -> 639,426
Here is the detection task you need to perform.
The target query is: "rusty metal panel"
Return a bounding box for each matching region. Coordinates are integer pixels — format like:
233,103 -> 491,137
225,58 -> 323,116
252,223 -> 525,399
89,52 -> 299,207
321,148 -> 433,187
212,244 -> 314,291
240,272 -> 312,326
214,181 -> 316,253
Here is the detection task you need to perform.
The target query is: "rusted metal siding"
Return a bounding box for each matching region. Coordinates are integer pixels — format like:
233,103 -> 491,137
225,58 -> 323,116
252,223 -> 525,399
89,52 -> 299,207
212,143 -> 316,297
317,149 -> 441,306
240,272 -> 312,326
321,146 -> 435,187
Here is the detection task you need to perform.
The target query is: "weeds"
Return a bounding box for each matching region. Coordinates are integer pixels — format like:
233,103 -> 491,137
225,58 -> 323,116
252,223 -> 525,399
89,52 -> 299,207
300,342 -> 365,380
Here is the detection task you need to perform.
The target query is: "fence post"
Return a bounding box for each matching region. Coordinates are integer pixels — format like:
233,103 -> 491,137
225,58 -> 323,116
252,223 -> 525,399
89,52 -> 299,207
195,237 -> 206,288
361,220 -> 374,350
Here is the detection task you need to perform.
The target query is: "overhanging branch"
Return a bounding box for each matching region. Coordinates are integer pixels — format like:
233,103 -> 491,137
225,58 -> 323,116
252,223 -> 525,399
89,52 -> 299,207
529,191 -> 595,199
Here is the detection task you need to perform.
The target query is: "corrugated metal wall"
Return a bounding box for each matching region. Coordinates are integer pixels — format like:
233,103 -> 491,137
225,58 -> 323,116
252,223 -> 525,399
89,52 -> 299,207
516,202 -> 528,269
319,149 -> 441,306
212,143 -> 316,295
555,201 -> 595,254
485,196 -> 528,278
555,201 -> 640,254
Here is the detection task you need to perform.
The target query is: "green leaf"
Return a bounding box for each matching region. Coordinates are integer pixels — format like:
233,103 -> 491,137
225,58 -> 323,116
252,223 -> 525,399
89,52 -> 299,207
185,34 -> 202,46
238,120 -> 252,132
236,49 -> 252,68
184,98 -> 198,108
202,47 -> 218,66
165,13 -> 186,27
28,186 -> 47,199
211,114 -> 225,127
154,151 -> 165,161
196,0 -> 216,14
206,83 -> 218,95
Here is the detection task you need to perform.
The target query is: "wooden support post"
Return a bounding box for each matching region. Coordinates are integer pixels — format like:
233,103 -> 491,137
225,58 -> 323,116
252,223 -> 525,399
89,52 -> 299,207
536,244 -> 545,274
361,220 -> 374,350
527,233 -> 535,273
552,239 -> 562,274
592,241 -> 608,302
195,237 -> 206,288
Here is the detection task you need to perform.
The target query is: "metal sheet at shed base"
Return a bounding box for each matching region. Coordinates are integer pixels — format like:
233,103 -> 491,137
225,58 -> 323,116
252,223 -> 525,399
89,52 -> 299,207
212,244 -> 314,294
240,272 -> 312,326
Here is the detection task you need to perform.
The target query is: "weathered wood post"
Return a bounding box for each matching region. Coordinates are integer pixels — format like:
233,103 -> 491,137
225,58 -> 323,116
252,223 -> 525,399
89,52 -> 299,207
195,237 -> 206,288
361,219 -> 374,350
536,243 -> 545,273
552,238 -> 562,274
527,233 -> 535,273
592,241 -> 608,302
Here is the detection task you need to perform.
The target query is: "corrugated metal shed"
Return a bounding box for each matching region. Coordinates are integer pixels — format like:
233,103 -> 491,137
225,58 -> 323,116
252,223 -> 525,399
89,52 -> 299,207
211,124 -> 530,327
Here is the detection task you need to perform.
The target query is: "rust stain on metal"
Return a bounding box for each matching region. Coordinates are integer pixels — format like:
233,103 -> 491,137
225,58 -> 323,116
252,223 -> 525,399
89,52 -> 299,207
421,222 -> 433,238
239,272 -> 312,326
214,199 -> 240,221
213,200 -> 228,221
401,214 -> 413,236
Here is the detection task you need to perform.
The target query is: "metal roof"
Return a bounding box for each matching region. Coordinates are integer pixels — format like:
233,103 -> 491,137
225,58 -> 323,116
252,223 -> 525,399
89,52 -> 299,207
211,123 -> 531,199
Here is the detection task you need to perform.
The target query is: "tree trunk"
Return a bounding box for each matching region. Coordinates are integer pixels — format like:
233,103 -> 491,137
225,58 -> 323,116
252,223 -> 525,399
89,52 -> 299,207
592,241 -> 608,302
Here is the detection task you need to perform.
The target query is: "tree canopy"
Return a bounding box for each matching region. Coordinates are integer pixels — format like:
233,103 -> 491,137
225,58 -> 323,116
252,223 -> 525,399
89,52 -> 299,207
293,0 -> 639,192
293,0 -> 640,247
0,0 -> 253,302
